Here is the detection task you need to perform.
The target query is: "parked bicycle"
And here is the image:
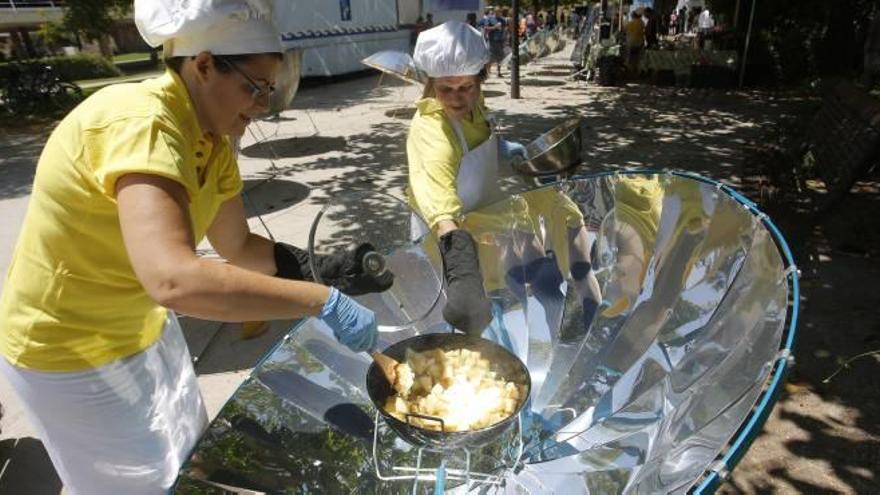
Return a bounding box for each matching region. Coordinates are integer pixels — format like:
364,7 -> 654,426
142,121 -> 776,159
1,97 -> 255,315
1,62 -> 84,115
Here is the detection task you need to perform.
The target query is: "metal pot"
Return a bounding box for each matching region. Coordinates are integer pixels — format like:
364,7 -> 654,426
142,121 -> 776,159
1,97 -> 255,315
366,333 -> 531,450
513,118 -> 583,177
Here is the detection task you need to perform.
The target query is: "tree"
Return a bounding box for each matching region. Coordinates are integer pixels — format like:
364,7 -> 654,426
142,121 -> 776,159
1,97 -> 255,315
62,0 -> 132,58
37,20 -> 75,55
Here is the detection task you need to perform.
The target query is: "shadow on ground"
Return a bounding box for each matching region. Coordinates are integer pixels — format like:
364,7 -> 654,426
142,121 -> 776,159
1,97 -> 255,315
240,135 -> 347,160
180,318 -> 299,376
720,174 -> 880,493
0,437 -> 61,495
0,131 -> 47,201
241,178 -> 310,218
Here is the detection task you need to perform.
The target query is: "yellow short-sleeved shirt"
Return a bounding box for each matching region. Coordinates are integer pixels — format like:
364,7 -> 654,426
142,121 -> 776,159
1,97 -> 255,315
406,97 -> 491,229
625,19 -> 646,47
0,70 -> 242,371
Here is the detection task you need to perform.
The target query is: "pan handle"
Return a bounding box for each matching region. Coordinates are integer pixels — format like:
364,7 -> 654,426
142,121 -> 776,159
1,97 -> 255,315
405,412 -> 446,431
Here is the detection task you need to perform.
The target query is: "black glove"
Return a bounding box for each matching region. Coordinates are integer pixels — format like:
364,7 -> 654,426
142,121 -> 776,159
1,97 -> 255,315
439,230 -> 493,336
274,242 -> 394,296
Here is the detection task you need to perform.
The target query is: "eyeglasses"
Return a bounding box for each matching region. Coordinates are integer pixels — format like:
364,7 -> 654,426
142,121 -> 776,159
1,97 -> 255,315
214,56 -> 276,100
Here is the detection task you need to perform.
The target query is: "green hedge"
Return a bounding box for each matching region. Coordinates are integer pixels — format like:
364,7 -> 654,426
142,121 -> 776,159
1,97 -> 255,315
43,53 -> 122,81
0,54 -> 123,82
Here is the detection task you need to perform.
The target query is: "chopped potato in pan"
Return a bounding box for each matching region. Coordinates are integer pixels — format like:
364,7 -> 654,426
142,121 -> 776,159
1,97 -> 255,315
383,348 -> 527,432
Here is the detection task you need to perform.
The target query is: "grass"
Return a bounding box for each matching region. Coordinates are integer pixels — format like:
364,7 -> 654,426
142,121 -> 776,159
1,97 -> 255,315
112,52 -> 152,64
75,69 -> 164,89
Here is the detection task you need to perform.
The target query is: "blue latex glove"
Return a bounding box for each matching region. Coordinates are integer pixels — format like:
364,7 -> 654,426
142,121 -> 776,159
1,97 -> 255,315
318,287 -> 378,352
499,139 -> 528,162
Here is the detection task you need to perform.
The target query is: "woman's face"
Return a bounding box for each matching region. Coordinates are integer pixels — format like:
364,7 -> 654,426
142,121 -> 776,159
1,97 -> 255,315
198,53 -> 281,137
432,75 -> 482,121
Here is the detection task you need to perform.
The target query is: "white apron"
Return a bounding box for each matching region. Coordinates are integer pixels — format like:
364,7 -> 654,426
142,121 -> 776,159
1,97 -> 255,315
0,313 -> 207,495
411,110 -> 504,240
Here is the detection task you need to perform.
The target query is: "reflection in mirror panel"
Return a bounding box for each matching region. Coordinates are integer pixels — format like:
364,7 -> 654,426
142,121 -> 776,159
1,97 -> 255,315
174,173 -> 796,494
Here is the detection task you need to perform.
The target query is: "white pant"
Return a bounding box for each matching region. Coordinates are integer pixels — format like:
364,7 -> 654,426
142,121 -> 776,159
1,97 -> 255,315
0,313 -> 208,495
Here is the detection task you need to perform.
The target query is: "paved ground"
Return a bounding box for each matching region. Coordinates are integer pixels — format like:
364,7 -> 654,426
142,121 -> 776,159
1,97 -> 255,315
1,45 -> 877,494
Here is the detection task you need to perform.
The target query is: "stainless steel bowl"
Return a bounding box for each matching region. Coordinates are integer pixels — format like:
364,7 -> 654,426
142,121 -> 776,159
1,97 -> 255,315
514,118 -> 583,176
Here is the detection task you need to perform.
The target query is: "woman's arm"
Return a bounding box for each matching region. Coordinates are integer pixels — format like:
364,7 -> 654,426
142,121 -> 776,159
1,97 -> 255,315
435,219 -> 458,236
116,173 -> 328,321
205,195 -> 275,275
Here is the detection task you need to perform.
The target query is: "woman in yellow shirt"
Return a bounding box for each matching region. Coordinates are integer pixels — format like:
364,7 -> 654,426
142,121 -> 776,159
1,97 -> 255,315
0,1 -> 389,493
407,21 -> 601,340
407,21 -> 527,336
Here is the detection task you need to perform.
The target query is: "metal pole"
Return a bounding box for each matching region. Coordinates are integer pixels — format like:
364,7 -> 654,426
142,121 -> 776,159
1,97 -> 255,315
738,0 -> 757,87
733,0 -> 742,28
511,0 -> 521,99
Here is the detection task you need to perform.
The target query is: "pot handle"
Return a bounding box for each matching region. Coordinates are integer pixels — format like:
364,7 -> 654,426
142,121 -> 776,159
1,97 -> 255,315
404,412 -> 446,431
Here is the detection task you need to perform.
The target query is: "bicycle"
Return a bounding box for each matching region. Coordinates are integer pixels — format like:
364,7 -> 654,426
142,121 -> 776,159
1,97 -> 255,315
1,62 -> 84,115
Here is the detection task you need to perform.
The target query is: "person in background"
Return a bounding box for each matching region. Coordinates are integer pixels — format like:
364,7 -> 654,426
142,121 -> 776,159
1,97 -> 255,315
644,7 -> 659,49
413,16 -> 427,46
570,9 -> 581,37
479,6 -> 507,78
426,12 -> 435,28
698,8 -> 715,34
678,6 -> 687,34
0,1 -> 391,493
697,8 -> 715,48
467,12 -> 479,28
500,7 -> 514,46
624,10 -> 646,77
547,10 -> 558,30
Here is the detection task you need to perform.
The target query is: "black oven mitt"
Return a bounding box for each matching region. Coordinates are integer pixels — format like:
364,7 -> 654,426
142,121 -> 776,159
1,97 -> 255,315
274,242 -> 394,296
439,229 -> 493,336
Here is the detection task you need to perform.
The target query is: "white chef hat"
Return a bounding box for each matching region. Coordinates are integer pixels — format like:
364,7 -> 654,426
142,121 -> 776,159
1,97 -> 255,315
413,21 -> 489,78
135,0 -> 283,57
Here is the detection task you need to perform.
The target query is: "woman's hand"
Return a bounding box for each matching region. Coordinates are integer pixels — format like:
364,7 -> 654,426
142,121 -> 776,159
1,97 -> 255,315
318,288 -> 379,352
274,242 -> 395,295
438,229 -> 492,336
499,139 -> 528,162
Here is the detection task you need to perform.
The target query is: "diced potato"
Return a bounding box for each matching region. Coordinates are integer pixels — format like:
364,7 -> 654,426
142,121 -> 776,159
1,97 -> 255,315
395,363 -> 414,394
504,382 -> 520,400
408,350 -> 426,373
468,368 -> 484,381
394,396 -> 409,414
430,383 -> 444,396
380,348 -> 524,433
428,362 -> 443,380
416,375 -> 433,393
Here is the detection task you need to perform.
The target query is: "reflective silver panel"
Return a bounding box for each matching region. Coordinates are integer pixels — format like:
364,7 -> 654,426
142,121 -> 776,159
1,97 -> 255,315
269,49 -> 303,114
361,50 -> 428,86
175,174 -> 792,494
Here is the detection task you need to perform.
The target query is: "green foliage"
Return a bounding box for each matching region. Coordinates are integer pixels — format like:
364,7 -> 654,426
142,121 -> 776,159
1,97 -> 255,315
37,21 -> 74,51
62,0 -> 131,44
38,53 -> 122,81
706,0 -> 876,83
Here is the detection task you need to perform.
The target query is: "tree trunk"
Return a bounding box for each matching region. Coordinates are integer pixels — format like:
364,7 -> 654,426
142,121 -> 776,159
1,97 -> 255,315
98,34 -> 113,59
